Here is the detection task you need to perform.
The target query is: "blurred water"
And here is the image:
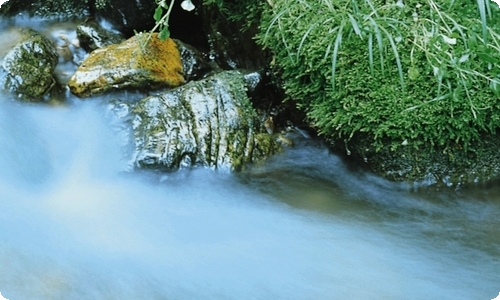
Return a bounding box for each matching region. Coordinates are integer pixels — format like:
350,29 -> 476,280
0,17 -> 499,300
0,99 -> 498,300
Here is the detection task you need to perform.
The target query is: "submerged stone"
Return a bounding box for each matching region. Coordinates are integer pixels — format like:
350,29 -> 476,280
68,34 -> 185,97
128,70 -> 280,171
1,29 -> 58,101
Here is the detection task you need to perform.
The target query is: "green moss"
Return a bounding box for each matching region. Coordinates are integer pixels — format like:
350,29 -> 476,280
256,0 -> 500,155
2,29 -> 58,101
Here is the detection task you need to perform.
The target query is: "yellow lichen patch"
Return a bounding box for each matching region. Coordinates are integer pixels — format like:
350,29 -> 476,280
68,34 -> 184,97
138,34 -> 185,86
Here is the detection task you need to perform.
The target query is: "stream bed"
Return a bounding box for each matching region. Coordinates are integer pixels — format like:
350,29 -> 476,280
0,17 -> 499,300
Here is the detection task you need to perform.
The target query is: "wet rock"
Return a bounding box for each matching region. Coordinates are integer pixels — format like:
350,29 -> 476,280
334,134 -> 500,188
1,29 -> 58,101
91,0 -> 156,36
127,70 -> 280,171
201,4 -> 270,70
173,39 -> 213,81
0,0 -> 90,20
68,34 -> 185,97
76,20 -> 125,52
242,70 -> 265,97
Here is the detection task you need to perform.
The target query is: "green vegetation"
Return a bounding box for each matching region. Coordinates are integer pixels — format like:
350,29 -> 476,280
255,0 -> 500,152
202,0 -> 265,30
141,0 -> 195,48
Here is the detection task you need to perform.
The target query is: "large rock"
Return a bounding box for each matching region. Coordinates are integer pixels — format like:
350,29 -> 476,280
118,70 -> 280,171
1,29 -> 58,101
68,34 -> 185,97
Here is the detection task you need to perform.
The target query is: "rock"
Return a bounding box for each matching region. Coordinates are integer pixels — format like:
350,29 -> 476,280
68,34 -> 185,97
125,70 -> 280,171
1,29 -> 58,101
201,4 -> 271,70
0,0 -> 90,20
76,20 -> 125,52
334,134 -> 500,188
173,39 -> 213,81
91,0 -> 156,36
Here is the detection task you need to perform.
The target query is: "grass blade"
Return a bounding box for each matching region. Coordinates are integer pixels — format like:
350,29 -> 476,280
331,22 -> 345,92
379,25 -> 405,91
476,0 -> 488,43
368,33 -> 374,75
298,21 -> 321,55
347,13 -> 362,37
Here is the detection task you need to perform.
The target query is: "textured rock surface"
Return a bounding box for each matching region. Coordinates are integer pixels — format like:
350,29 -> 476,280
333,134 -> 500,188
1,29 -> 58,101
91,0 -> 156,36
174,39 -> 213,81
76,20 -> 125,52
0,0 -> 90,19
124,70 -> 280,171
68,34 -> 185,97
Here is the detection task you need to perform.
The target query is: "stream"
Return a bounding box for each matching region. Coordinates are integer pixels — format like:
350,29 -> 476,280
0,17 -> 499,300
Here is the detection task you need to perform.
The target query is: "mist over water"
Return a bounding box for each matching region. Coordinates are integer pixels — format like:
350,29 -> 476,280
0,16 -> 499,300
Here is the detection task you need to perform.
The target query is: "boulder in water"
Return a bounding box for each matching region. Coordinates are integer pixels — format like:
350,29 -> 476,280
127,70 -> 280,171
1,29 -> 58,101
68,34 -> 185,97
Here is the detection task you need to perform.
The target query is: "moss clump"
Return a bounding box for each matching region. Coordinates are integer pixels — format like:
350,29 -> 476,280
257,0 -> 500,153
245,0 -> 500,183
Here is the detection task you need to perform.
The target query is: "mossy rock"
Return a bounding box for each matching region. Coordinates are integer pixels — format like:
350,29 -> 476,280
129,70 -> 281,171
1,29 -> 58,101
333,133 -> 500,187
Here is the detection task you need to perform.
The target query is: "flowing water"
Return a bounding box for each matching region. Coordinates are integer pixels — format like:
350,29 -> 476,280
0,18 -> 499,300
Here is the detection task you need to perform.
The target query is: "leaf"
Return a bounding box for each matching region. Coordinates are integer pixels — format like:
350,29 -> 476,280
441,34 -> 456,45
154,6 -> 163,22
477,50 -> 496,64
408,66 -> 420,80
458,54 -> 470,63
347,13 -> 362,37
159,27 -> 170,40
490,78 -> 500,96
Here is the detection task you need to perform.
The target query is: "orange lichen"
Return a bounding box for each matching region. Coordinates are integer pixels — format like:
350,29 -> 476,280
139,34 -> 185,86
69,34 -> 184,97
